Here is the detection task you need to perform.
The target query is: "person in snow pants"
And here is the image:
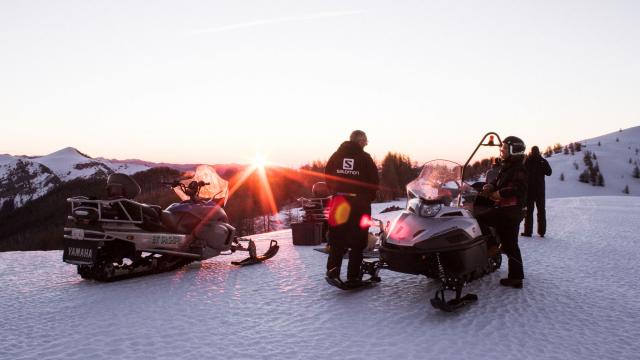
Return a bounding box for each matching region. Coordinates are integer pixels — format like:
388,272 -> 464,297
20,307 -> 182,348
324,130 -> 379,284
476,136 -> 528,289
522,145 -> 552,237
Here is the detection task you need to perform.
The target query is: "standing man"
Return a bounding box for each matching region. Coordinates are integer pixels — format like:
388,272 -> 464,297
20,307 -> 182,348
522,146 -> 552,238
476,136 -> 528,288
324,130 -> 379,287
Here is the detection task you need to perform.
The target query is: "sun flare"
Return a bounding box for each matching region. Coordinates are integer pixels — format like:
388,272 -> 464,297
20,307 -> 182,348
252,153 -> 268,170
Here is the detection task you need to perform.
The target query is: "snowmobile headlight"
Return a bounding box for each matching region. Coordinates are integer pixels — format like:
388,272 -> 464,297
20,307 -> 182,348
418,203 -> 442,218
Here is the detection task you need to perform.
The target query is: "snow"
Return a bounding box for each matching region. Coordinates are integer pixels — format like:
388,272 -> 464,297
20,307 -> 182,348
545,127 -> 640,198
101,160 -> 151,175
2,196 -> 639,360
29,147 -> 109,181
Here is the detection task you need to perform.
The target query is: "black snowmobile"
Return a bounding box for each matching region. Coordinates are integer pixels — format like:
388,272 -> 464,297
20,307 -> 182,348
62,165 -> 279,281
362,133 -> 504,311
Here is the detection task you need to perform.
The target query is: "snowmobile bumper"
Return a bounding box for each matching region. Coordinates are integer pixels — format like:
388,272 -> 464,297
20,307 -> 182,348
380,237 -> 488,277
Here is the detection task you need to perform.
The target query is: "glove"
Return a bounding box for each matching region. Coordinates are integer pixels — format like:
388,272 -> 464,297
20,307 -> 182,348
482,184 -> 495,192
489,191 -> 502,202
479,183 -> 495,198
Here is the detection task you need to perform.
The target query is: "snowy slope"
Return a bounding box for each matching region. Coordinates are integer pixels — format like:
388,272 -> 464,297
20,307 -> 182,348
0,159 -> 60,208
100,159 -> 151,175
1,197 -> 639,360
545,126 -> 640,198
30,147 -> 131,181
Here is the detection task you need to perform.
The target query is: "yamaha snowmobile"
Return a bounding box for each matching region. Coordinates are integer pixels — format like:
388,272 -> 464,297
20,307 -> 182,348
62,165 -> 279,281
363,133 -> 504,311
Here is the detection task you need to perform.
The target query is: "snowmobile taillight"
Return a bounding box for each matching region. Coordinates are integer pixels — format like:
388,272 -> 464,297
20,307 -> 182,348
488,135 -> 495,145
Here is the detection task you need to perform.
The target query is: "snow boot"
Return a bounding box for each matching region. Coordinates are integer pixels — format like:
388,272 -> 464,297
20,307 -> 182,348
500,278 -> 523,289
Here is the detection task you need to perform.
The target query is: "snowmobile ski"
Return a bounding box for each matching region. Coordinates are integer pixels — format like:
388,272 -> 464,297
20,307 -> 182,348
430,290 -> 478,312
231,240 -> 279,266
325,276 -> 380,290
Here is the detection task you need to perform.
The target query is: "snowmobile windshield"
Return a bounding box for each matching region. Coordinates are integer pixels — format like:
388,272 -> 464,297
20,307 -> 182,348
174,165 -> 229,205
406,160 -> 463,207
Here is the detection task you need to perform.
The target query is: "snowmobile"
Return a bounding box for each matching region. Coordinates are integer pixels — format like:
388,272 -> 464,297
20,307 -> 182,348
362,133 -> 504,311
62,165 -> 279,281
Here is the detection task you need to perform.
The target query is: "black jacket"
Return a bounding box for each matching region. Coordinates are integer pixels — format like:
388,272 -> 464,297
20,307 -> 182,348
524,154 -> 552,196
491,157 -> 528,209
325,141 -> 379,202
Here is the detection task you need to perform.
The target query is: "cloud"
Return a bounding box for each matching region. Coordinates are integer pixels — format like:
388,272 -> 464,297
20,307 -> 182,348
189,10 -> 367,34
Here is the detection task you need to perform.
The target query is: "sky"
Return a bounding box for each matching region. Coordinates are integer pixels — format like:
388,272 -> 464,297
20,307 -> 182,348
1,0 -> 639,166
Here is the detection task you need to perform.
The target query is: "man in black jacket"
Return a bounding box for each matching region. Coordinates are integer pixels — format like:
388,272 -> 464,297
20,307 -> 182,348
476,136 -> 528,288
522,146 -> 552,238
324,130 -> 379,286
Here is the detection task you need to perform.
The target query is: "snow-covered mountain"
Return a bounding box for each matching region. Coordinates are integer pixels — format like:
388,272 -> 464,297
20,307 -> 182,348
545,126 -> 640,198
0,147 -> 151,209
1,197 -> 638,359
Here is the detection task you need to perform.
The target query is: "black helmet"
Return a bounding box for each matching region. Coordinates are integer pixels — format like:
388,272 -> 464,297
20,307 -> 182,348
311,182 -> 330,198
502,136 -> 526,159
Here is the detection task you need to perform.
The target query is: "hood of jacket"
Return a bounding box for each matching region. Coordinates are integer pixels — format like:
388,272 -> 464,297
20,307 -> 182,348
336,141 -> 365,157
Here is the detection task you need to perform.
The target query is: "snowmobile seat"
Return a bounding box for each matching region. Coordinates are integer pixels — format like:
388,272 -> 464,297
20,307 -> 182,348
160,211 -> 181,233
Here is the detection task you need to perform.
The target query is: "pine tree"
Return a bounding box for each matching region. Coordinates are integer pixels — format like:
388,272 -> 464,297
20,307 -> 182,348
575,142 -> 582,152
553,143 -> 563,154
573,161 -> 579,170
592,152 -> 597,160
379,152 -> 417,201
598,141 -> 601,146
633,165 -> 640,179
590,169 -> 598,186
630,158 -> 633,164
560,173 -> 565,181
579,170 -> 589,183
583,151 -> 593,168
616,137 -> 619,142
563,146 -> 569,155
623,185 -> 630,194
597,173 -> 604,187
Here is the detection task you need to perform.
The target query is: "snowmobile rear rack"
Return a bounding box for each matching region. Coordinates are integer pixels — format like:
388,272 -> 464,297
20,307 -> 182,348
67,197 -> 145,224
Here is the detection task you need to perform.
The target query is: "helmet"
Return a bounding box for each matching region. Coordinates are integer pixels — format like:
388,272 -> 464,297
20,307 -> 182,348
311,182 -> 330,198
502,136 -> 526,159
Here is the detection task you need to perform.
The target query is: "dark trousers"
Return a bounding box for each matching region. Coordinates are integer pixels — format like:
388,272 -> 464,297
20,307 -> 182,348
524,193 -> 546,236
326,196 -> 371,281
476,206 -> 525,280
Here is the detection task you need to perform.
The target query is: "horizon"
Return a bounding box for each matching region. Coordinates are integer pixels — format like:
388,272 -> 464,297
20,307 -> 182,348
2,125 -> 637,168
2,1 -> 639,166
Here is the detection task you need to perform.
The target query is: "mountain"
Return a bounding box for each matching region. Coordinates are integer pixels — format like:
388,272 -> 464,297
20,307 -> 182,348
0,147 -> 152,210
544,126 -> 640,198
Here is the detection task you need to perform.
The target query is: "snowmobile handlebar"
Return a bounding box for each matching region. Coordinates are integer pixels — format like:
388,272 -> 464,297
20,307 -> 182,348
162,180 -> 211,201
